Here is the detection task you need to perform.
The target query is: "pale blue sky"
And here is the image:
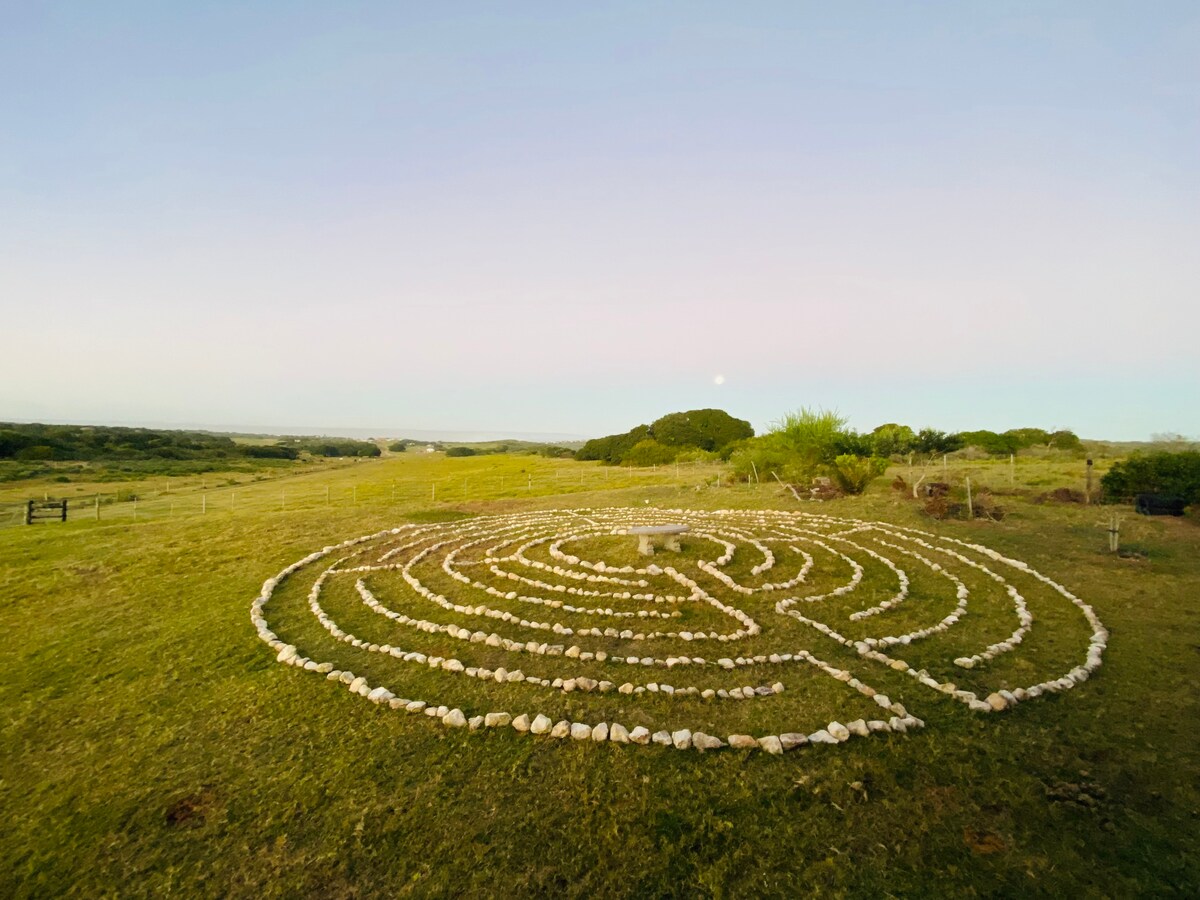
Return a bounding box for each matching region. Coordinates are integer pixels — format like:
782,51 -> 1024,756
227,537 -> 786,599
2,2 -> 1197,439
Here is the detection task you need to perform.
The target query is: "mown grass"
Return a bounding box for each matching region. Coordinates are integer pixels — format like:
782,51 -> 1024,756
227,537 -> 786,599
1,453 -> 1197,897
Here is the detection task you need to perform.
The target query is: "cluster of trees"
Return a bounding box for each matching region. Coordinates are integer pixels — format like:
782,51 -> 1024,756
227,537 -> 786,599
0,423 -> 250,461
0,422 -> 380,462
577,409 -> 754,465
388,439 -> 575,458
727,411 -> 1084,495
287,439 -> 380,458
1101,451 -> 1200,504
861,424 -> 1082,458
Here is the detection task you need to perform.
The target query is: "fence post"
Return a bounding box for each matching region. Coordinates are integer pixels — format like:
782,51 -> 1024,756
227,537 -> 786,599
966,477 -> 973,519
25,499 -> 33,525
202,494 -> 207,514
95,495 -> 100,521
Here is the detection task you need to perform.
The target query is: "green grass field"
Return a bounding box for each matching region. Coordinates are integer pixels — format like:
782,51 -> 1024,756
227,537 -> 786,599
2,452 -> 1197,897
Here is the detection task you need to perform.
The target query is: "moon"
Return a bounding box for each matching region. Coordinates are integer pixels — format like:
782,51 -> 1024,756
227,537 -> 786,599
714,374 -> 725,385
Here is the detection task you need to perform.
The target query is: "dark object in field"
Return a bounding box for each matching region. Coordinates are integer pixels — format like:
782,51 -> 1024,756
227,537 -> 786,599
922,482 -> 951,498
1134,494 -> 1186,516
891,476 -> 907,492
24,498 -> 67,524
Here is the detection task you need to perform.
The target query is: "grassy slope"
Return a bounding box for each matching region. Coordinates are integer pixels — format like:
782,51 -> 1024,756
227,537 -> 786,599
1,455 -> 1197,898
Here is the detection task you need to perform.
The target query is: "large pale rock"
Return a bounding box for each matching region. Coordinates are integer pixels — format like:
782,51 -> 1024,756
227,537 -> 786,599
671,729 -> 692,750
692,732 -> 724,751
846,719 -> 870,737
591,723 -> 609,742
484,712 -> 511,728
758,736 -> 784,755
628,726 -> 651,745
442,709 -> 467,728
570,722 -> 592,740
728,734 -> 758,750
651,730 -> 673,746
986,692 -> 1008,711
550,720 -> 571,738
779,733 -> 808,751
609,723 -> 630,744
530,714 -> 553,735
511,713 -> 531,732
827,722 -> 851,742
808,729 -> 838,744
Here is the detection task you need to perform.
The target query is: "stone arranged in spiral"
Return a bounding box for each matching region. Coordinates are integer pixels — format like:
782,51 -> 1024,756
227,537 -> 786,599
252,507 -> 1107,754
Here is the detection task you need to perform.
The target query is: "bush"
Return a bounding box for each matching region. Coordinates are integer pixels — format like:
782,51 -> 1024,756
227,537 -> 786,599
624,439 -> 677,467
769,408 -> 848,469
830,455 -> 889,494
1101,451 -> 1200,504
445,446 -> 477,457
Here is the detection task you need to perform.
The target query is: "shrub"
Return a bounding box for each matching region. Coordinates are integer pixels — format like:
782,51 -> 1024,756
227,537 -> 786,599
1101,451 -> 1200,504
729,439 -> 794,482
830,455 -> 889,494
769,407 -> 848,469
445,446 -> 476,457
624,439 -> 677,467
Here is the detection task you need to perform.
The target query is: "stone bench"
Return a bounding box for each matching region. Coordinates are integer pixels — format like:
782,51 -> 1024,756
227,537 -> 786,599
627,524 -> 689,556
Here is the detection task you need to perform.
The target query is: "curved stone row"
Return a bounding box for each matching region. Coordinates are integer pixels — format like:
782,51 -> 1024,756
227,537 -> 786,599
251,507 -> 1106,752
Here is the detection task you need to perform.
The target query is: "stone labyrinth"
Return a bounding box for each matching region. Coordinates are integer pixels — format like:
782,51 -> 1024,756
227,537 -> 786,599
253,508 -> 1107,755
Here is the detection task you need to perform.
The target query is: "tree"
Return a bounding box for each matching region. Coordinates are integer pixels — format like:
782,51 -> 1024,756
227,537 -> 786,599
651,409 -> 753,453
870,423 -> 916,458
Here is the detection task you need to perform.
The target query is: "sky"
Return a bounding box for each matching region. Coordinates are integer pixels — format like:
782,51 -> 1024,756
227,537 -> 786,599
2,2 -> 1197,440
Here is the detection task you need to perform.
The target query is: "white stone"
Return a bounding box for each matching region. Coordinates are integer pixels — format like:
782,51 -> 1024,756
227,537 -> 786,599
511,714 -> 531,732
442,709 -> 467,728
779,732 -> 807,751
609,723 -> 630,743
570,722 -> 592,740
591,723 -> 609,742
758,735 -> 784,755
728,734 -> 758,750
629,726 -> 651,745
484,713 -> 511,728
530,714 -> 553,734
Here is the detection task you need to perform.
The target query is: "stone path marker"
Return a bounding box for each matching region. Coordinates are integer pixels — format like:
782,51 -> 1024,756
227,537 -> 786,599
253,506 -> 1109,756
627,523 -> 689,556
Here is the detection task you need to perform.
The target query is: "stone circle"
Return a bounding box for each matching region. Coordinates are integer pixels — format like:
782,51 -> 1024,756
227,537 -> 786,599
252,507 -> 1107,754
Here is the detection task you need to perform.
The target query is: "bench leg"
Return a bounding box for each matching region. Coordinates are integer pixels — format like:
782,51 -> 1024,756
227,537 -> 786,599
638,535 -> 654,556
663,536 -> 681,552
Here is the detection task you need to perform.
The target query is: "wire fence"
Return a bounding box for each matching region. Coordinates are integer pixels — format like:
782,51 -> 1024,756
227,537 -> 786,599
0,460 -> 738,530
